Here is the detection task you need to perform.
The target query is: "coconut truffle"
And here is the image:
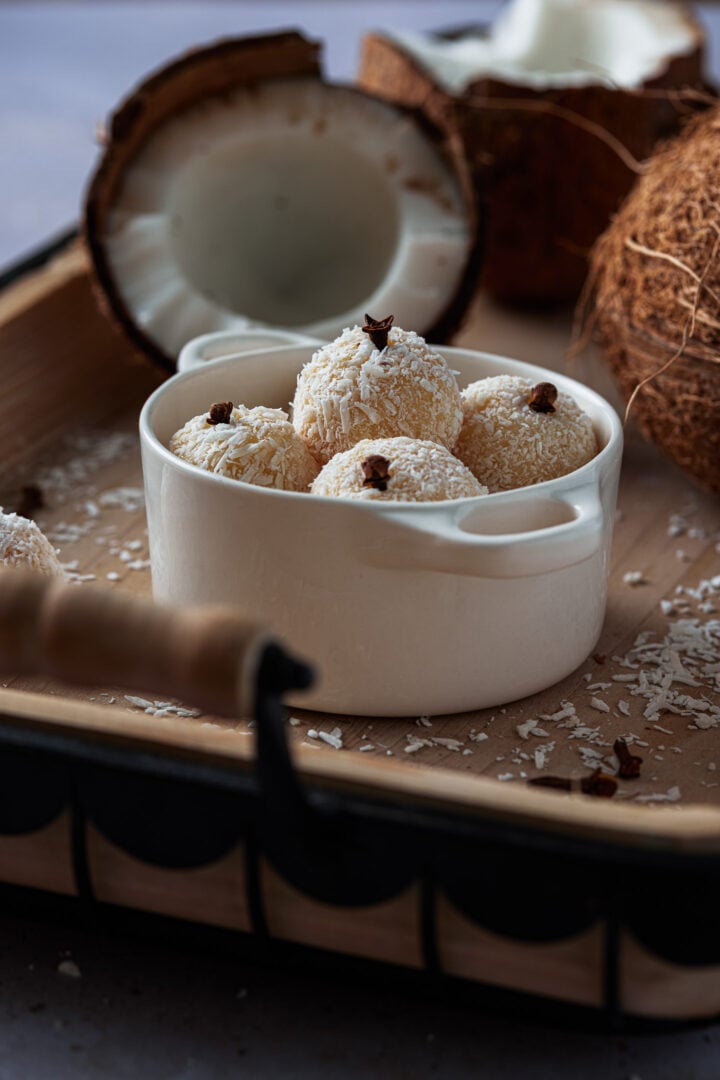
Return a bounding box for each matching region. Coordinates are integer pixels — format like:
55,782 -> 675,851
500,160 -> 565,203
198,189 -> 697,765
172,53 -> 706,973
311,437 -> 488,502
292,315 -> 463,464
0,511 -> 64,576
170,402 -> 319,491
455,376 -> 598,492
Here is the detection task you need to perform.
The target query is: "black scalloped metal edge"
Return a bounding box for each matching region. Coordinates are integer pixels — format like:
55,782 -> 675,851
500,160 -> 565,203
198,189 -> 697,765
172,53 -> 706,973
1,699 -> 720,979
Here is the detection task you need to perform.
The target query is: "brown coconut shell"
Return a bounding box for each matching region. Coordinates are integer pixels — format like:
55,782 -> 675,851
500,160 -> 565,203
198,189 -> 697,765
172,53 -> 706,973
84,31 -> 483,372
359,16 -> 708,305
591,106 -> 720,494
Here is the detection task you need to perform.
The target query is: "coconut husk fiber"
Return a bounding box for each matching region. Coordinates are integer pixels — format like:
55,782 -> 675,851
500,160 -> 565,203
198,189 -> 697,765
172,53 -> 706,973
591,106 -> 720,493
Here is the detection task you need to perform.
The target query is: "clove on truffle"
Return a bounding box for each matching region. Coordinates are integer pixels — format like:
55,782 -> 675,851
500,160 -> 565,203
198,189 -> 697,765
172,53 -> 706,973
361,454 -> 391,491
528,382 -> 558,414
362,313 -> 394,351
207,401 -> 234,425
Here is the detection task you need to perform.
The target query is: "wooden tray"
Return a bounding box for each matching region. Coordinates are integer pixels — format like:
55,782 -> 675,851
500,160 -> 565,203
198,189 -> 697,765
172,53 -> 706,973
0,237 -> 719,1023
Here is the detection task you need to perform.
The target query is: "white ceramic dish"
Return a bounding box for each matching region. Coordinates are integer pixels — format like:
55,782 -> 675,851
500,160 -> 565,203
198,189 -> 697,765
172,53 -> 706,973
140,333 -> 623,717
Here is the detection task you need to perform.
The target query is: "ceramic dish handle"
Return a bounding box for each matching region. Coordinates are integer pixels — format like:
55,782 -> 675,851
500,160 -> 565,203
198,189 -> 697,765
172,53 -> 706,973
368,487 -> 605,579
0,571 -> 277,718
177,328 -> 323,372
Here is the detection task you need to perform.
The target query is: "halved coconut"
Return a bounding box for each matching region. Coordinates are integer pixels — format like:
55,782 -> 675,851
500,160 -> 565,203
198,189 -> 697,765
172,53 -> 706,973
85,31 -> 480,371
359,0 -> 707,304
591,106 -> 720,493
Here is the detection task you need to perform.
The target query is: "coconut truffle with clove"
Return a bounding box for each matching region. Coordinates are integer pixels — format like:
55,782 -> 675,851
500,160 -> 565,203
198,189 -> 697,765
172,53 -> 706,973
292,315 -> 463,464
311,436 -> 488,501
455,376 -> 597,491
170,401 -> 319,491
0,511 -> 64,576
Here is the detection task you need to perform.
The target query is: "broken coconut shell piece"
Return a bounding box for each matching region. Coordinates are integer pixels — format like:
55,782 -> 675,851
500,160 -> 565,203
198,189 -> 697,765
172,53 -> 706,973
359,0 -> 708,304
591,106 -> 720,494
84,31 -> 481,372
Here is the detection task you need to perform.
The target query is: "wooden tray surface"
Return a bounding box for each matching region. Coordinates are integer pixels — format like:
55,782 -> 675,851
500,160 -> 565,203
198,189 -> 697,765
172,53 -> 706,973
3,243 -> 718,812
1,240 -> 720,1021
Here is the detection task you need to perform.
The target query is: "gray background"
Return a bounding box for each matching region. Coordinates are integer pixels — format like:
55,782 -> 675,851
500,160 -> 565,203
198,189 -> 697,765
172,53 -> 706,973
1,3 -> 720,1076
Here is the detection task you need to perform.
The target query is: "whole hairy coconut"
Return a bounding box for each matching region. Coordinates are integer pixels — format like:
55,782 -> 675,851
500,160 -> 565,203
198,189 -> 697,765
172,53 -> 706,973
591,105 -> 720,493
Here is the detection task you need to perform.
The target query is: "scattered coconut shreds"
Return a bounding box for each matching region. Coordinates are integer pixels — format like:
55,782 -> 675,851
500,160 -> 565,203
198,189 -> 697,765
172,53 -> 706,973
516,718 -> 549,740
416,715 -> 432,728
668,514 -> 687,538
124,695 -> 199,719
578,746 -> 617,774
469,731 -> 489,743
33,432 -> 136,505
623,570 -> 647,586
288,716 -> 301,727
516,719 -> 537,740
589,697 -> 611,713
634,787 -> 682,804
57,960 -> 81,979
98,486 -> 145,513
497,774 -> 514,782
567,724 -> 608,747
599,581 -> 720,734
405,735 -> 432,754
539,703 -> 576,723
431,737 -> 464,752
317,728 -> 343,750
533,742 -> 555,771
304,726 -> 344,749
359,744 -> 374,752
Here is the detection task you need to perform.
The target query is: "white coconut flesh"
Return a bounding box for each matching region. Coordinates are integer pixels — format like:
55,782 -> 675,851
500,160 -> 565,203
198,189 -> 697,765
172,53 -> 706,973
391,0 -> 699,92
104,79 -> 469,356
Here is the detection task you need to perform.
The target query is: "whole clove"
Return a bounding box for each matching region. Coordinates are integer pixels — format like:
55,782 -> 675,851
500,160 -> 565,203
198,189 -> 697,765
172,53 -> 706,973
580,768 -> 618,799
529,768 -> 618,798
207,401 -> 234,425
613,737 -> 643,780
528,382 -> 558,414
362,313 -> 394,351
361,454 -> 391,492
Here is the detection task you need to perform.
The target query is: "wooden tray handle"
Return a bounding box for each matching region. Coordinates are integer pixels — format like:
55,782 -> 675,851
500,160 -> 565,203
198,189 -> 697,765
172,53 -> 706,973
0,570 -> 274,718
